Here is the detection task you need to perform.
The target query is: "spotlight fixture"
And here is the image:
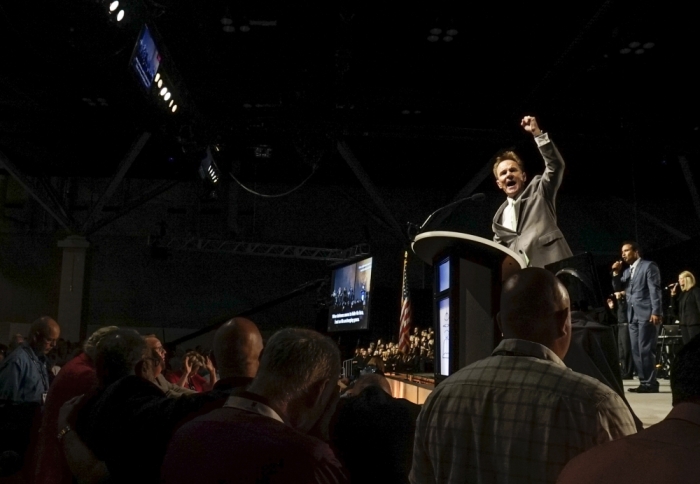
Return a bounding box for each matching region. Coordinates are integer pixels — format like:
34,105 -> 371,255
164,92 -> 171,101
172,105 -> 178,113
199,148 -> 220,184
154,73 -> 160,83
169,100 -> 174,107
109,1 -> 119,12
159,87 -> 168,96
157,79 -> 163,88
443,36 -> 453,42
223,25 -> 235,33
427,35 -> 439,42
117,9 -> 125,21
429,27 -> 442,35
239,24 -> 251,32
619,41 -> 655,55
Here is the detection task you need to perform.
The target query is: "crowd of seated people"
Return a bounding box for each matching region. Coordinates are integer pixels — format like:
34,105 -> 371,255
351,327 -> 436,376
0,269 -> 698,484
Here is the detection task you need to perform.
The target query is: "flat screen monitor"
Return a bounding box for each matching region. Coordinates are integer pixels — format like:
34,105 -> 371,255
327,257 -> 373,332
130,25 -> 161,90
438,297 -> 450,376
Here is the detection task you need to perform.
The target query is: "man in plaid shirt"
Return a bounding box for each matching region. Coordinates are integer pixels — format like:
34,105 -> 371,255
410,268 -> 637,484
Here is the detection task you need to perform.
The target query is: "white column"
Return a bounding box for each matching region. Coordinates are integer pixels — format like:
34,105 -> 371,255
57,236 -> 90,343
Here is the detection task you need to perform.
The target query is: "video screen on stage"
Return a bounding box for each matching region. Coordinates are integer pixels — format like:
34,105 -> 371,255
327,257 -> 373,332
130,25 -> 161,90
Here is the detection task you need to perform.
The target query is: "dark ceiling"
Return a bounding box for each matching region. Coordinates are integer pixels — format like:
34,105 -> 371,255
0,0 -> 698,198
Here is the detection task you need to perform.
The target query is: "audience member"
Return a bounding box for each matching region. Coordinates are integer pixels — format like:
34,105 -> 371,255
61,329 -> 219,483
557,333 -> 700,483
8,333 -> 24,354
144,334 -> 196,397
410,268 -> 637,484
34,326 -> 118,484
0,317 -> 60,475
209,317 -> 264,395
161,328 -> 348,484
331,373 -> 421,484
166,350 -> 217,392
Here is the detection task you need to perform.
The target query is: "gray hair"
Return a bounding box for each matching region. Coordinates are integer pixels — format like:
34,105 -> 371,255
256,328 -> 340,404
94,328 -> 146,385
83,326 -> 119,360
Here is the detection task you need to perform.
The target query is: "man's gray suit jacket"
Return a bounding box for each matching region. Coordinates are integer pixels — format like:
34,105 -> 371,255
492,135 -> 573,268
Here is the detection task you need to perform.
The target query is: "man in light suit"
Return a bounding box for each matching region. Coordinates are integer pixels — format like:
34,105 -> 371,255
612,241 -> 663,393
492,116 -> 573,268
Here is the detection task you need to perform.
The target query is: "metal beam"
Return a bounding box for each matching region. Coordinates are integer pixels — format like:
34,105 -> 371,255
678,155 -> 700,228
0,148 -> 74,232
85,180 -> 179,235
612,197 -> 690,242
163,236 -> 370,262
82,132 -> 151,233
167,278 -> 326,347
336,140 -> 407,244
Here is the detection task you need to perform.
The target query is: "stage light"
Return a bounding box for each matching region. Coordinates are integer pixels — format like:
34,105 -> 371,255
446,28 -> 458,36
154,73 -> 160,83
634,48 -> 644,54
164,92 -> 171,101
172,105 -> 178,113
620,47 -> 631,54
221,17 -> 233,25
443,36 -> 453,42
109,1 -> 119,12
427,35 -> 439,42
169,100 -> 174,107
240,24 -> 250,32
643,42 -> 655,49
629,41 -> 641,48
223,25 -> 235,33
401,109 -> 410,115
160,87 -> 168,96
117,9 -> 125,21
157,79 -> 163,88
429,28 -> 442,35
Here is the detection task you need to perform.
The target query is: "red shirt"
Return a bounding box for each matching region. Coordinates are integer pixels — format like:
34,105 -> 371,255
34,352 -> 98,484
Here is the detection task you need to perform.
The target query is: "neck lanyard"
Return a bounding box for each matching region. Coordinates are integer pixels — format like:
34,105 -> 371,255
223,395 -> 284,424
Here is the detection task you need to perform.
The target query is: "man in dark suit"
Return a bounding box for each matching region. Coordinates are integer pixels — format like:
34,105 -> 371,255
492,116 -> 573,268
612,241 -> 663,393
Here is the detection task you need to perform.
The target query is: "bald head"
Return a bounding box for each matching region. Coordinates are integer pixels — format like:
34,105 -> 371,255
29,317 -> 60,355
213,318 -> 263,379
352,373 -> 392,397
498,268 -> 572,358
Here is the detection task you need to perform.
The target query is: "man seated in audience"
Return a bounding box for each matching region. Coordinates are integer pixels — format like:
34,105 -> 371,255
0,317 -> 60,476
331,373 -> 421,484
58,329 -> 220,483
209,317 -> 263,395
161,328 -> 348,484
34,326 -> 118,484
410,268 -> 637,484
557,333 -> 700,483
144,334 -> 196,398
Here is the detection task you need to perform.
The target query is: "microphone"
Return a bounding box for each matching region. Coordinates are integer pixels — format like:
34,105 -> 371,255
417,193 -> 486,232
664,283 -> 679,290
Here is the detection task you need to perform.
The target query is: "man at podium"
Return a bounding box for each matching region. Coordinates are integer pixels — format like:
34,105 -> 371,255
491,116 -> 572,268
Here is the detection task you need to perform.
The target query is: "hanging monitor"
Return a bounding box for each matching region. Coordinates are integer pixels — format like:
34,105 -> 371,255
130,25 -> 161,90
327,257 -> 373,332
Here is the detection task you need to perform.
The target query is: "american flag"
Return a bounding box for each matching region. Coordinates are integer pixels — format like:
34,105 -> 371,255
398,251 -> 412,353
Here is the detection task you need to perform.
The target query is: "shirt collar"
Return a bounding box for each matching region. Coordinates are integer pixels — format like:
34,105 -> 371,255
630,258 -> 641,271
665,402 -> 700,427
491,339 -> 567,368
